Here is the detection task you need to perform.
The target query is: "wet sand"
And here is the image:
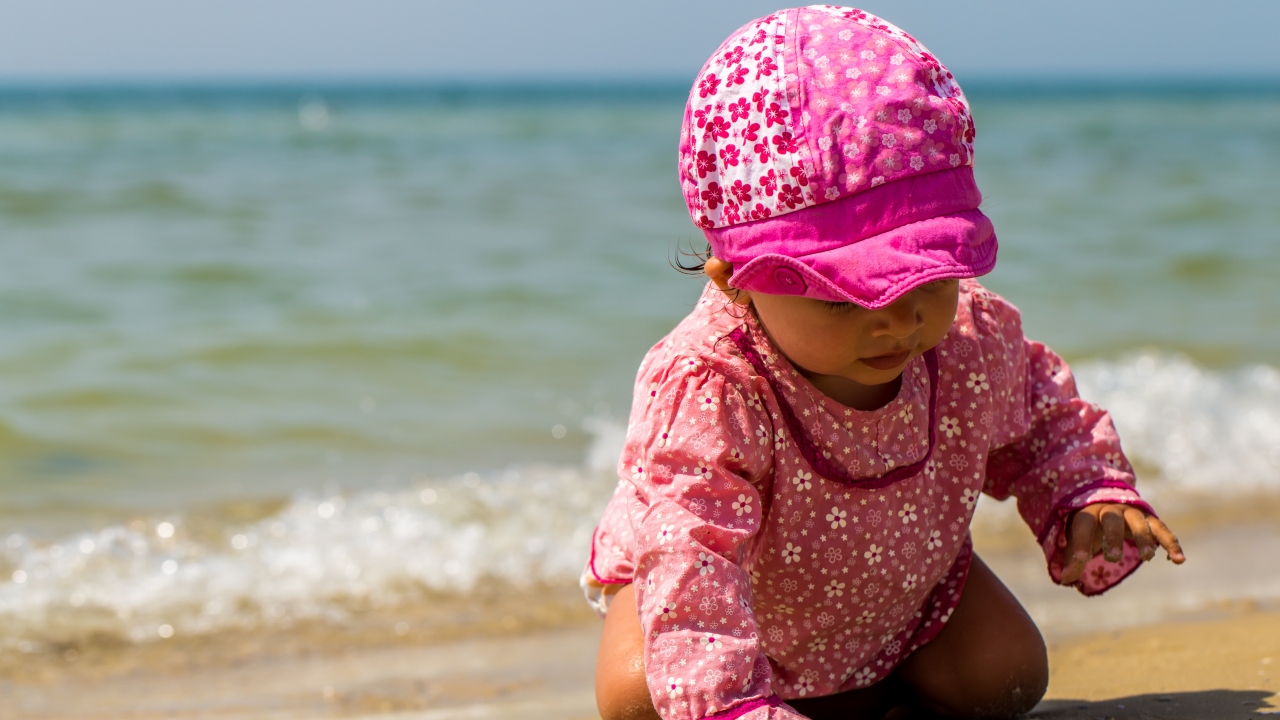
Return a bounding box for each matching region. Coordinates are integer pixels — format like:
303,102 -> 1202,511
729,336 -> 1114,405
5,512 -> 1280,719
5,610 -> 1278,720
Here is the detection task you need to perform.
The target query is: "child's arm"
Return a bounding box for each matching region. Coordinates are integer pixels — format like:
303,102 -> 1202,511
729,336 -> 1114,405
971,287 -> 1182,594
624,359 -> 806,720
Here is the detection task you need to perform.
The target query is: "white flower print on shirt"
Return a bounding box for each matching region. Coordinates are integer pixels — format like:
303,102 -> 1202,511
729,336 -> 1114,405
926,529 -> 943,551
864,544 -> 884,563
795,675 -> 816,696
631,463 -> 645,480
755,425 -> 769,446
656,427 -> 672,448
792,470 -> 813,491
659,601 -> 678,621
826,507 -> 847,529
666,677 -> 684,699
824,580 -> 845,597
966,372 -> 990,395
701,634 -> 724,651
697,390 -> 719,412
782,542 -> 803,564
853,667 -> 878,687
693,462 -> 713,480
658,523 -> 675,545
939,416 -> 962,439
647,383 -> 659,404
774,428 -> 787,450
732,494 -> 754,516
746,392 -> 764,411
856,610 -> 876,624
899,503 -> 917,524
961,487 -> 979,510
694,552 -> 716,575
902,573 -> 919,591
683,358 -> 703,373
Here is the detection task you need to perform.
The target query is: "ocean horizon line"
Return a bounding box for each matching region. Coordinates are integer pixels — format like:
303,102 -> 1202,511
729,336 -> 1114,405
0,74 -> 1278,106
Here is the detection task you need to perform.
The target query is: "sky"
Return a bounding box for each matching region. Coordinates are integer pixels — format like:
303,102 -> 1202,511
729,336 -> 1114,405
0,0 -> 1278,82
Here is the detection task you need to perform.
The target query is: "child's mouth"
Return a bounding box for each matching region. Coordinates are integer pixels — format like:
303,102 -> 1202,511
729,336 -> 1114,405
859,350 -> 912,371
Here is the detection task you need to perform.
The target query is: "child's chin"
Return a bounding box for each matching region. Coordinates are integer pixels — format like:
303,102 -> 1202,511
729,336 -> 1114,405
846,365 -> 906,387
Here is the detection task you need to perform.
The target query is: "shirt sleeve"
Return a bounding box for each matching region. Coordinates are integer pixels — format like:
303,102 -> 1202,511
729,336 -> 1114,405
622,354 -> 807,720
971,287 -> 1155,596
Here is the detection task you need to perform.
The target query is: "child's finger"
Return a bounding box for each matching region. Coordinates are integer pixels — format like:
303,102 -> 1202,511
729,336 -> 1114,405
1060,510 -> 1098,584
1099,505 -> 1126,562
1122,507 -> 1157,561
1148,517 -> 1186,564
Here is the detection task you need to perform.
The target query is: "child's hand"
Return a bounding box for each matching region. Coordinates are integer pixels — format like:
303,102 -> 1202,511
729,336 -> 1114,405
1059,503 -> 1185,585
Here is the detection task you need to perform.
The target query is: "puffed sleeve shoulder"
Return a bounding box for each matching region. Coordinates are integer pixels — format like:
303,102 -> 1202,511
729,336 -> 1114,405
621,352 -> 808,720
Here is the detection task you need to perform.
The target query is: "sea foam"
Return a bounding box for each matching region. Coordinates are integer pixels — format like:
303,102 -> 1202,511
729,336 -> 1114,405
1075,352 -> 1280,495
3,354 -> 1280,650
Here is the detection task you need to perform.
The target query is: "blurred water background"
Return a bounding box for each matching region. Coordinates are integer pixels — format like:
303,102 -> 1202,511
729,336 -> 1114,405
1,82 -> 1279,653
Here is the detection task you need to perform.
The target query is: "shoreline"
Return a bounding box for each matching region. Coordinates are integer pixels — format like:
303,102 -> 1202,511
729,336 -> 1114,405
5,510 -> 1280,718
5,608 -> 1278,719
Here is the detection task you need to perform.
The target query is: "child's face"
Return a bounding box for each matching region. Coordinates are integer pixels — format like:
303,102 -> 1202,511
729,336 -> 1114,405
751,280 -> 960,387
706,258 -> 959,389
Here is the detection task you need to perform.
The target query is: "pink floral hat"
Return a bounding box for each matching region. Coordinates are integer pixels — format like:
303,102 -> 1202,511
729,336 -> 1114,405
679,6 -> 996,309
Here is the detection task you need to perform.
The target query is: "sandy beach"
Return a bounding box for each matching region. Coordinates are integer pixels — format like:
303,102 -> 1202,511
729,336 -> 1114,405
4,609 -> 1278,720
5,510 -> 1280,720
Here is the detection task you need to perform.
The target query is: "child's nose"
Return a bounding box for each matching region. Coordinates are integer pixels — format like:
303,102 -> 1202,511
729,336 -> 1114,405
870,296 -> 924,339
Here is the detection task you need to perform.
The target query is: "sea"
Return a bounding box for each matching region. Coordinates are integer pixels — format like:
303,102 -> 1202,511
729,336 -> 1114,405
1,81 -> 1279,655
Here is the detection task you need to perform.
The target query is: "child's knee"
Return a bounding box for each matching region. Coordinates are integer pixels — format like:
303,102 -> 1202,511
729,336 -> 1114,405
595,647 -> 656,720
920,638 -> 1048,719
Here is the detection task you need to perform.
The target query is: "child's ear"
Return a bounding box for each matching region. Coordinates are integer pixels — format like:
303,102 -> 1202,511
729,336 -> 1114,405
704,257 -> 751,306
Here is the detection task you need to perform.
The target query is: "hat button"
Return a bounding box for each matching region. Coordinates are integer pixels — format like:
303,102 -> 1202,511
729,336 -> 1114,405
772,267 -> 807,294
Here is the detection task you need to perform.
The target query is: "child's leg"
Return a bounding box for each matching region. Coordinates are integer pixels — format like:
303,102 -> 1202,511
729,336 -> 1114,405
893,554 -> 1048,718
594,555 -> 1047,720
594,584 -> 896,720
596,583 -> 661,720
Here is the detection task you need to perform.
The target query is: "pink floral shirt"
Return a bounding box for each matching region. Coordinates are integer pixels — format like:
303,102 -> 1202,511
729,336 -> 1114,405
583,281 -> 1152,720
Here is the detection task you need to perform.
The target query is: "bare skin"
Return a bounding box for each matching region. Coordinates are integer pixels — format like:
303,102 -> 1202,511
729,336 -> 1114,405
594,259 -> 1185,718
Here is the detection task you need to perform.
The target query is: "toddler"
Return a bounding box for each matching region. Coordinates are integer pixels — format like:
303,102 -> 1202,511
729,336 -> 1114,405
583,7 -> 1184,720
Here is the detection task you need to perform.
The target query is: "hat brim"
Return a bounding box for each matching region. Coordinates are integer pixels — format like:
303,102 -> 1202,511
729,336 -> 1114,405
727,208 -> 997,309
